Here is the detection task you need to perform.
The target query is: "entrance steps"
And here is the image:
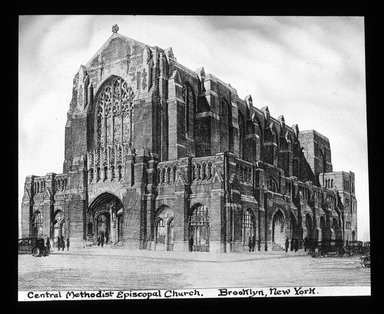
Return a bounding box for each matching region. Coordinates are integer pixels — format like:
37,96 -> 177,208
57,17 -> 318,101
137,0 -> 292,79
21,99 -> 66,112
272,242 -> 285,251
84,241 -> 123,248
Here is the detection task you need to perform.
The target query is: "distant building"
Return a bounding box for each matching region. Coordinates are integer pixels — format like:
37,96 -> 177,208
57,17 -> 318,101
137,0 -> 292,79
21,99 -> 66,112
20,26 -> 357,252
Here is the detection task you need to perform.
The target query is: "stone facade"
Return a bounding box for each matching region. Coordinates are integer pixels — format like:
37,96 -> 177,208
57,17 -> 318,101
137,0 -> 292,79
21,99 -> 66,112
20,27 -> 358,252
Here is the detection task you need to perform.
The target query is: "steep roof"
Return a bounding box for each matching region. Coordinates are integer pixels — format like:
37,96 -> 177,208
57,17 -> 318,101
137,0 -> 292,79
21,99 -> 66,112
85,32 -> 151,69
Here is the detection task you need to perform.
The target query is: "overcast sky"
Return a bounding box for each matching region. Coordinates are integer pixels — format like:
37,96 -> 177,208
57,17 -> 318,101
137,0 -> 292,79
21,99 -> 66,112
18,15 -> 369,240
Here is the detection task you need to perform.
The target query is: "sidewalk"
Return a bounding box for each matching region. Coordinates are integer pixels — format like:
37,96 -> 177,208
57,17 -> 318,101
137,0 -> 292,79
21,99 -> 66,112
47,246 -> 310,262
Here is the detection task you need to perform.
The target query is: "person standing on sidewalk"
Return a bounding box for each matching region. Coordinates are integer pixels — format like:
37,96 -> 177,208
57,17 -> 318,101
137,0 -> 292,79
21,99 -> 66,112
61,236 -> 65,251
46,237 -> 51,252
285,237 -> 289,253
66,238 -> 70,251
57,236 -> 61,251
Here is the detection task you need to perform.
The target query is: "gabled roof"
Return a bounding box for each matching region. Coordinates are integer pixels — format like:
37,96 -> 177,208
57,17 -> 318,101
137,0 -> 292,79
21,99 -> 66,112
85,32 -> 152,68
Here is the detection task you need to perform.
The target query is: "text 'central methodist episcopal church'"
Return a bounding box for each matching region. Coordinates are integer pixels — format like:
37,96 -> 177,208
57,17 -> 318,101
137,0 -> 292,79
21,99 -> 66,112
21,25 -> 357,252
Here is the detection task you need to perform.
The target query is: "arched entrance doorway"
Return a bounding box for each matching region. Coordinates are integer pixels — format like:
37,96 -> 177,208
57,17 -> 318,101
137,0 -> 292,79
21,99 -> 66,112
305,214 -> 313,240
243,209 -> 256,251
154,206 -> 174,251
88,193 -> 124,245
320,216 -> 326,241
188,204 -> 210,252
272,210 -> 285,246
332,218 -> 342,241
31,211 -> 43,238
53,210 -> 64,247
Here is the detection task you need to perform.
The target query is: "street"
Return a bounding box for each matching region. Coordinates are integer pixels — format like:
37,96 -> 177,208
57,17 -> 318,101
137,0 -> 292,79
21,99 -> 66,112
18,247 -> 370,291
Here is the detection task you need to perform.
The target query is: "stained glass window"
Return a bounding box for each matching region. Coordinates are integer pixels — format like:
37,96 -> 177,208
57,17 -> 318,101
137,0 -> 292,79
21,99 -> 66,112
96,77 -> 134,149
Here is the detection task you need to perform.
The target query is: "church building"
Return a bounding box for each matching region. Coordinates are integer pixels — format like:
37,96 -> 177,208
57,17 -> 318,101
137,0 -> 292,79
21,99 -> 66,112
20,25 -> 358,252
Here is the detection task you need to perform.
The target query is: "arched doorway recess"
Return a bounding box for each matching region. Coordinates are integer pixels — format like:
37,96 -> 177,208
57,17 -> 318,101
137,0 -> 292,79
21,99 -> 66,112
272,210 -> 285,246
155,206 -> 175,251
88,193 -> 124,245
188,204 -> 210,252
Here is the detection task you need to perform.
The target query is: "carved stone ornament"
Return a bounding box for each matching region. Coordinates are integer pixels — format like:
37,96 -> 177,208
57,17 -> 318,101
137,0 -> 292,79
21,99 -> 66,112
112,24 -> 119,33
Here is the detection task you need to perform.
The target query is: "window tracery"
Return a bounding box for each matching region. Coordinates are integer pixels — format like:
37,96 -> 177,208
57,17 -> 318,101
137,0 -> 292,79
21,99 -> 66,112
96,77 -> 134,149
182,82 -> 195,138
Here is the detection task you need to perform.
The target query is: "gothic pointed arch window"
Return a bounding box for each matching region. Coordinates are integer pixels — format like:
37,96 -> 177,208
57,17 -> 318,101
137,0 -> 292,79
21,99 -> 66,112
242,209 -> 256,247
220,98 -> 233,152
95,77 -> 134,150
267,177 -> 278,193
182,82 -> 195,139
238,111 -> 245,159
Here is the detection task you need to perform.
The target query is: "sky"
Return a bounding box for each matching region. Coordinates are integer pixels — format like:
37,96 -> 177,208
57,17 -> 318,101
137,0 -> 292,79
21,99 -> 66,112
18,15 -> 369,240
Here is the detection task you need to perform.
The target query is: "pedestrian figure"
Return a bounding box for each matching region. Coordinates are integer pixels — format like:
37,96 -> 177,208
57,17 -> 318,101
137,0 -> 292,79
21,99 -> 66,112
46,237 -> 51,252
294,239 -> 299,252
97,236 -> 101,246
304,237 -> 308,252
66,238 -> 70,251
290,238 -> 294,251
105,231 -> 109,244
248,236 -> 252,252
100,232 -> 104,247
57,236 -> 61,251
313,238 -> 318,249
189,235 -> 194,252
252,235 -> 256,252
61,237 -> 65,251
285,237 -> 289,253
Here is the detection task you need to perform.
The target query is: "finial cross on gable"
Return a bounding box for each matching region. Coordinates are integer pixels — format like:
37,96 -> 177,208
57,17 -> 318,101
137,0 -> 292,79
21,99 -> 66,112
112,24 -> 119,33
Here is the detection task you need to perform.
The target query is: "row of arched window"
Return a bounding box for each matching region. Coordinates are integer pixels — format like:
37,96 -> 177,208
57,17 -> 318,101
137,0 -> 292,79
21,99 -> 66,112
181,81 -> 300,169
192,162 -> 213,181
157,166 -> 178,184
88,146 -> 125,170
55,176 -> 68,192
325,178 -> 334,188
237,164 -> 252,183
298,185 -> 310,200
88,165 -> 123,183
33,180 -> 45,194
32,176 -> 68,196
